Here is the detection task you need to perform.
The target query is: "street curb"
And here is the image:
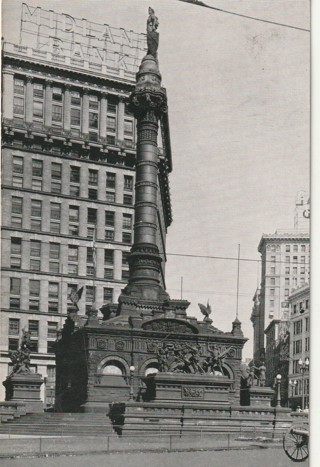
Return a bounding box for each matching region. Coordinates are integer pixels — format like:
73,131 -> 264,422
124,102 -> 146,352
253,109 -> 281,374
0,443 -> 283,460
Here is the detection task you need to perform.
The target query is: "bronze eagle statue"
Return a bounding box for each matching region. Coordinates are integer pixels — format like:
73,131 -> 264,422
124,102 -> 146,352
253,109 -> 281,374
198,301 -> 212,321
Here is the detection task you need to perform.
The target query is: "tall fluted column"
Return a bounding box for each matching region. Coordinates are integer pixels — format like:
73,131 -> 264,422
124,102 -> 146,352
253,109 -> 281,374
121,53 -> 169,302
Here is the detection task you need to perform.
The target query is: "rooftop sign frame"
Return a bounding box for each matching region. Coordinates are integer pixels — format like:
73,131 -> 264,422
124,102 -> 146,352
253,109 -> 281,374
18,3 -> 147,75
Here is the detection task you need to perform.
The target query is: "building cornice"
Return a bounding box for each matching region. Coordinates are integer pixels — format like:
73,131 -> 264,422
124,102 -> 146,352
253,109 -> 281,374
264,318 -> 288,335
2,43 -> 137,91
288,284 -> 310,301
258,232 -> 310,253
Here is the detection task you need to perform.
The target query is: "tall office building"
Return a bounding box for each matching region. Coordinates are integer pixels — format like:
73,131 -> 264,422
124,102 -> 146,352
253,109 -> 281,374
0,5 -> 172,405
251,193 -> 310,361
287,284 -> 310,410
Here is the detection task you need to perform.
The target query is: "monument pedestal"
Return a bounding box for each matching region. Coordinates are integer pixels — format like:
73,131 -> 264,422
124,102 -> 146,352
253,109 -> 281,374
3,373 -> 44,413
143,372 -> 234,406
246,386 -> 275,408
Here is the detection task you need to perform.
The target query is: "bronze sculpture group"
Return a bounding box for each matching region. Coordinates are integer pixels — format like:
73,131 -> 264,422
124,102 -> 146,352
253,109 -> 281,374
8,330 -> 32,375
155,342 -> 231,376
244,362 -> 266,387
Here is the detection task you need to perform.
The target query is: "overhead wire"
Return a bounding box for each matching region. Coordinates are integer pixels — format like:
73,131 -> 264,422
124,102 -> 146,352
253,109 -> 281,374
177,0 -> 310,32
165,252 -> 309,266
4,237 -> 310,266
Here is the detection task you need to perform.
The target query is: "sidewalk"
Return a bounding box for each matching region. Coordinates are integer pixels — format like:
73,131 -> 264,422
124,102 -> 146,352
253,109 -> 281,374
0,433 -> 283,459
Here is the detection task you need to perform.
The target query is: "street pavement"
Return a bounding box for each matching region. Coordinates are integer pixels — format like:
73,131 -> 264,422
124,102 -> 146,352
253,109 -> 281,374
1,447 -> 307,467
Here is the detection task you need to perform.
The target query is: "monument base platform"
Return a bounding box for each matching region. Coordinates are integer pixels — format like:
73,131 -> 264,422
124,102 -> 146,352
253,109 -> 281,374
3,373 -> 44,413
108,401 -> 292,436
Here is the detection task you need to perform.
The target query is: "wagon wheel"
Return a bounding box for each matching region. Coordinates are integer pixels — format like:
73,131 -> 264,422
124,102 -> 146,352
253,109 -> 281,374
283,424 -> 309,462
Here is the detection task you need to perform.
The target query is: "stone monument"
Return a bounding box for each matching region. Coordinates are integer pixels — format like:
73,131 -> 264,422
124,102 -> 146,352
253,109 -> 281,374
3,331 -> 44,413
55,10 -> 291,436
55,7 -> 247,415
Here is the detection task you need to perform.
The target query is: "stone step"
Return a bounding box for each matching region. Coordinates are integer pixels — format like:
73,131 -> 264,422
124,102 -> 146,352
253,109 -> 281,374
0,412 -> 115,436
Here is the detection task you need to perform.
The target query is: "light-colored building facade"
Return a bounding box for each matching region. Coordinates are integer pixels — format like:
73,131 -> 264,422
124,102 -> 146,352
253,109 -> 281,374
251,194 -> 310,361
287,284 -> 310,410
1,12 -> 172,405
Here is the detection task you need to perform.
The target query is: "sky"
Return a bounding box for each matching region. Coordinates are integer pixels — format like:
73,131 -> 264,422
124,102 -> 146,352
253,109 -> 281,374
1,0 -> 310,359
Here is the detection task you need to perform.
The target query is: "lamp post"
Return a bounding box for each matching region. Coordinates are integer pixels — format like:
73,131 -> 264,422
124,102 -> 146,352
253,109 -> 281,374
298,357 -> 309,410
129,365 -> 135,401
276,374 -> 282,407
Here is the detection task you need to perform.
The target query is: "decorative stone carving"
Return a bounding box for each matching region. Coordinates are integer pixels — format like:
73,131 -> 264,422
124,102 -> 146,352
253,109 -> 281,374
129,89 -> 167,119
142,318 -> 197,334
97,339 -> 107,350
182,387 -> 204,399
115,340 -> 125,350
147,341 -> 157,352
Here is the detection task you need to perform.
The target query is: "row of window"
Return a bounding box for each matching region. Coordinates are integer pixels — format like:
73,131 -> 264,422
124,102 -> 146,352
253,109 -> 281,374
10,239 -> 130,277
290,377 -> 309,396
268,283 -> 307,303
269,271 -> 308,284
9,318 -> 57,338
292,360 -> 310,376
11,238 -> 131,261
285,244 -> 308,253
12,156 -> 134,198
292,300 -> 309,314
293,317 -> 309,335
268,288 -> 291,297
14,78 -> 134,142
8,318 -> 57,353
293,338 -> 310,354
269,266 -> 310,275
269,255 -> 309,264
11,197 -> 134,238
9,279 -> 115,313
267,244 -> 309,253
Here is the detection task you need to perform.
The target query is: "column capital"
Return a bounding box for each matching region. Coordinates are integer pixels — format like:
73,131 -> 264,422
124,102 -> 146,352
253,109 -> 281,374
64,83 -> 72,91
2,68 -> 15,76
101,92 -> 108,99
83,88 -> 90,95
45,79 -> 53,87
129,88 -> 167,119
26,76 -> 33,84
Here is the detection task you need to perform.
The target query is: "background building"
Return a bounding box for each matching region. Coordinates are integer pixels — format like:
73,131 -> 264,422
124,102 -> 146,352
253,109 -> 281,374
264,319 -> 289,405
1,5 -> 172,405
287,284 -> 310,410
251,193 -> 310,361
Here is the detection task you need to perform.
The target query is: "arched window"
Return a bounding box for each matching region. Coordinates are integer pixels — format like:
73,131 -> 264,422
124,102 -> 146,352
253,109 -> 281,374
102,361 -> 124,375
145,367 -> 158,376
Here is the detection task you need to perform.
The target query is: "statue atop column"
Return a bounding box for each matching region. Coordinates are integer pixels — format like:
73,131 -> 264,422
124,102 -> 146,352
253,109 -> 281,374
146,7 -> 159,58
